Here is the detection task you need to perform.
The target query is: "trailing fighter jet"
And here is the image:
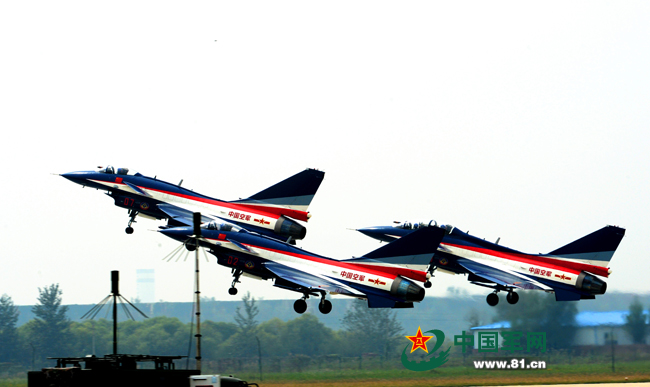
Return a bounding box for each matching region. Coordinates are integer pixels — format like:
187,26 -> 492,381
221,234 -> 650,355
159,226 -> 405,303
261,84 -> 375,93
158,217 -> 446,314
61,166 -> 324,242
357,221 -> 625,306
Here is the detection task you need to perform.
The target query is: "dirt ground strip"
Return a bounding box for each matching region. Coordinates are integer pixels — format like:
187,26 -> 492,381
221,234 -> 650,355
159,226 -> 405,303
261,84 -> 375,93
260,374 -> 650,387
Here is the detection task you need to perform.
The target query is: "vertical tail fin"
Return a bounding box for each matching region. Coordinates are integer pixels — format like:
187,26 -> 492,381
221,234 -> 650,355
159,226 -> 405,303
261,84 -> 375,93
545,225 -> 625,268
346,226 -> 446,272
233,168 -> 325,213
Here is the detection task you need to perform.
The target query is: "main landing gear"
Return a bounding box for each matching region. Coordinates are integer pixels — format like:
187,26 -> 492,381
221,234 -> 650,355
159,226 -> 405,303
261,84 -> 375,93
293,298 -> 307,314
486,290 -> 519,306
506,291 -> 519,305
319,298 -> 332,314
486,292 -> 499,306
228,269 -> 242,295
293,293 -> 332,315
125,210 -> 138,234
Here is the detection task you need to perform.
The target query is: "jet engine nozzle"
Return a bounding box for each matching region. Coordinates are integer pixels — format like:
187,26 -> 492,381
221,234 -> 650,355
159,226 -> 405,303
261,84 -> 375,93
576,271 -> 607,295
390,276 -> 425,302
274,216 -> 307,240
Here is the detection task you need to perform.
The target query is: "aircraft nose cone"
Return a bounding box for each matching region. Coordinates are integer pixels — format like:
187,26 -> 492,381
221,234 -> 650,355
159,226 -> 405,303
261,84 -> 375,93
357,227 -> 382,238
61,171 -> 89,185
159,227 -> 192,241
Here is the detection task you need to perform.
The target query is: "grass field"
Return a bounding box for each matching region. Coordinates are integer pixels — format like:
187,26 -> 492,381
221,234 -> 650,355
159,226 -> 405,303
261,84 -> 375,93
3,360 -> 649,387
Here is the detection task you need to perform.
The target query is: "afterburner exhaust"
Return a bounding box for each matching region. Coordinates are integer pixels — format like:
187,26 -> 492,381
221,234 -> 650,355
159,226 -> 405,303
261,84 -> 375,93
576,271 -> 607,295
390,276 -> 425,302
274,216 -> 307,240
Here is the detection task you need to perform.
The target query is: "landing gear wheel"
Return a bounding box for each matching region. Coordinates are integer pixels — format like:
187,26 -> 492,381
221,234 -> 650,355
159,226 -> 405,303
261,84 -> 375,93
228,287 -> 238,296
424,281 -> 432,288
318,299 -> 332,314
506,292 -> 519,304
486,292 -> 499,306
126,210 -> 138,234
185,243 -> 196,252
294,299 -> 307,314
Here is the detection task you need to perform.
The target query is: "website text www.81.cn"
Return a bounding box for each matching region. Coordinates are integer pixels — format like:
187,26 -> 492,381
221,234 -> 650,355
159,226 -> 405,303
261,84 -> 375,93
473,358 -> 547,370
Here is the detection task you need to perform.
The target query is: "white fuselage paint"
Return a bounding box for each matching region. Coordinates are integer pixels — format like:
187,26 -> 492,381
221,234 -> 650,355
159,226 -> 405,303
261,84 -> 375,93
90,179 -> 281,232
201,237 -> 396,297
440,243 -> 578,289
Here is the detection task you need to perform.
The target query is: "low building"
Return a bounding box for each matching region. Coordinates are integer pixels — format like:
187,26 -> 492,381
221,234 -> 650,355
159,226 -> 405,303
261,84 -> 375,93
471,311 -> 649,347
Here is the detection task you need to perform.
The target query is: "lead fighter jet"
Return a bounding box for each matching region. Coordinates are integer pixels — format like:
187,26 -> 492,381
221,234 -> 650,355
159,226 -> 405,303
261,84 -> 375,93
357,221 -> 625,306
61,166 -> 324,242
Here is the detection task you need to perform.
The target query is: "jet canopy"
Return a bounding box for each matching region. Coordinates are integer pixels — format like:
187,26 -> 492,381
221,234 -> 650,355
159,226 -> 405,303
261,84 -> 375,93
203,221 -> 246,233
395,220 -> 437,230
98,165 -> 130,175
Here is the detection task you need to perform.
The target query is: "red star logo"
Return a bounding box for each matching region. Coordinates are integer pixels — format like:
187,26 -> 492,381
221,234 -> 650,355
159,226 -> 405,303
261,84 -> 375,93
405,326 -> 433,353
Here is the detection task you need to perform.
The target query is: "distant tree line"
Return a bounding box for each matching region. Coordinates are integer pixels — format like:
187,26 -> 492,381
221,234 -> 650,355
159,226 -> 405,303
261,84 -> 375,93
0,287 -> 405,369
3,285 -> 649,371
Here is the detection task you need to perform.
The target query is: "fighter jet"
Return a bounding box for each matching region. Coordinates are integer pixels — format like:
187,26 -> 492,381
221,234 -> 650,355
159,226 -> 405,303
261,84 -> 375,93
61,166 -> 324,242
159,218 -> 446,314
356,221 -> 625,306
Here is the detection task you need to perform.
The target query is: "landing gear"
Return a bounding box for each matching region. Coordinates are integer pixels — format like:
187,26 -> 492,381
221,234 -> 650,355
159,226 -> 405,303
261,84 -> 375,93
125,210 -> 138,234
318,299 -> 332,314
229,269 -> 242,296
294,299 -> 307,314
506,291 -> 519,304
486,292 -> 499,306
185,241 -> 197,251
424,265 -> 436,289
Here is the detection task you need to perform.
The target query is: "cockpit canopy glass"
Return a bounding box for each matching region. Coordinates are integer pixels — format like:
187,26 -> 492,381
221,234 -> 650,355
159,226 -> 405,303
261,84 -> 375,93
98,165 -> 115,174
98,165 -> 130,175
203,221 -> 245,233
394,220 -> 437,230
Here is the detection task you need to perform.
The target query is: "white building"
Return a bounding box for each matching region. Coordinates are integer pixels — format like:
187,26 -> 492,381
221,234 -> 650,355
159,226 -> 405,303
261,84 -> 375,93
136,269 -> 155,303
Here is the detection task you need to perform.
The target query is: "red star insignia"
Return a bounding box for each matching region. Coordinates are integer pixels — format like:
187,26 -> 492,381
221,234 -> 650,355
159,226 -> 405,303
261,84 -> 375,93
405,326 -> 433,353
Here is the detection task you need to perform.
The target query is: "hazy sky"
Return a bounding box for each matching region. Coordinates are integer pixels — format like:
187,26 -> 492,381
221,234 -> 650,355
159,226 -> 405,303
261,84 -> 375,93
1,1 -> 649,307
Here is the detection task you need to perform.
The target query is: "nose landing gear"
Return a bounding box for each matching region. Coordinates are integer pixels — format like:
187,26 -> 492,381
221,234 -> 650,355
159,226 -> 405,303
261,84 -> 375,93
125,210 -> 138,234
424,265 -> 436,288
228,269 -> 242,295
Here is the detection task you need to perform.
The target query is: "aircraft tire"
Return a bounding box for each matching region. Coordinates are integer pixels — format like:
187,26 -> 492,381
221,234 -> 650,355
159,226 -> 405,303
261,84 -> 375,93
185,243 -> 196,252
228,287 -> 238,296
506,292 -> 519,304
424,281 -> 432,288
125,227 -> 134,234
294,299 -> 307,314
318,300 -> 332,314
486,293 -> 499,306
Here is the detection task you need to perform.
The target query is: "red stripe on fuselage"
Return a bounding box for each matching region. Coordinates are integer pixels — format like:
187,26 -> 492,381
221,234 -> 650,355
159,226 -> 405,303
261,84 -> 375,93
233,242 -> 401,281
347,264 -> 428,282
444,243 -> 609,277
111,181 -> 309,221
234,203 -> 310,222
